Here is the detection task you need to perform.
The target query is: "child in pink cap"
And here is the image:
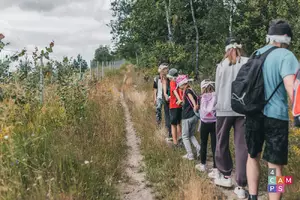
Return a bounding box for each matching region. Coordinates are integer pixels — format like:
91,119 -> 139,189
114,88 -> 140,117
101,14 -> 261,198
176,75 -> 201,160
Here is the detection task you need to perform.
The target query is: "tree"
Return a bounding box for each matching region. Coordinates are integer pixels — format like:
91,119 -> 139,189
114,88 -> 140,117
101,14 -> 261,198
18,56 -> 32,80
73,54 -> 88,72
110,0 -> 300,78
189,0 -> 199,80
94,45 -> 113,64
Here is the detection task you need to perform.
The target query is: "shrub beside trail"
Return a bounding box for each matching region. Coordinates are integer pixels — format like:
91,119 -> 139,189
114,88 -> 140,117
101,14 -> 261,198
0,75 -> 126,200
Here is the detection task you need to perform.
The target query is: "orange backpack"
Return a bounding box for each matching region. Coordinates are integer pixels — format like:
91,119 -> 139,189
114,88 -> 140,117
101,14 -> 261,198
293,69 -> 300,127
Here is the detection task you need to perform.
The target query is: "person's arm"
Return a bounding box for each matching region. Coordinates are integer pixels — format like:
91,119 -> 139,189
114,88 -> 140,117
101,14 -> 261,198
173,90 -> 181,101
283,75 -> 295,101
214,65 -> 220,107
279,54 -> 299,101
187,93 -> 199,111
162,78 -> 169,101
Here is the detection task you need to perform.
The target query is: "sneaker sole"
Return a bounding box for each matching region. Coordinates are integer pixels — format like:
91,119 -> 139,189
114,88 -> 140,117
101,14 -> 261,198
182,157 -> 194,161
214,181 -> 233,188
195,167 -> 206,172
208,175 -> 217,179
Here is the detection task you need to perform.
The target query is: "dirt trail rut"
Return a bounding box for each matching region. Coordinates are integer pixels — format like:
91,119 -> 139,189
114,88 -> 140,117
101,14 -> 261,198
118,88 -> 154,200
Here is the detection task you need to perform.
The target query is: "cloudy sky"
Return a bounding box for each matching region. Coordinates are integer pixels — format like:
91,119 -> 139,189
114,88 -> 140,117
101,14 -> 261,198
0,0 -> 113,64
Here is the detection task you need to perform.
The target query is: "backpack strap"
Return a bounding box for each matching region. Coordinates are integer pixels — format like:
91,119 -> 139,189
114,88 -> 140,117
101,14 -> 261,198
184,88 -> 200,110
257,46 -> 280,104
256,46 -> 278,60
265,81 -> 283,104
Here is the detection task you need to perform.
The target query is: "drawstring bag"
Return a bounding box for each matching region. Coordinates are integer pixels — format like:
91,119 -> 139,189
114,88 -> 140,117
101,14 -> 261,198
292,69 -> 300,127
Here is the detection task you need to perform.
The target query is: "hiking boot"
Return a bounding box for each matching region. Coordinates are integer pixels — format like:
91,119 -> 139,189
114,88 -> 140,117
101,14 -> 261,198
182,154 -> 194,161
208,168 -> 219,179
214,174 -> 233,188
195,164 -> 206,172
234,186 -> 246,199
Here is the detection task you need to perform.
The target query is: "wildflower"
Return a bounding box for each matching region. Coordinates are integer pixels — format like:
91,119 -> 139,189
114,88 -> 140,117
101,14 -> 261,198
4,135 -> 9,140
84,160 -> 90,164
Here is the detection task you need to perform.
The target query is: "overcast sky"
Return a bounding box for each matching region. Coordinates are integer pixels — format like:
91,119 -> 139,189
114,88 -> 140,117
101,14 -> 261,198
0,0 -> 113,63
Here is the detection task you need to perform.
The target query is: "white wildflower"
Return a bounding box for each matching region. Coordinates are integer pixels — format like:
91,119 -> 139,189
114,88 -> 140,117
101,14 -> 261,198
84,160 -> 90,164
4,135 -> 9,140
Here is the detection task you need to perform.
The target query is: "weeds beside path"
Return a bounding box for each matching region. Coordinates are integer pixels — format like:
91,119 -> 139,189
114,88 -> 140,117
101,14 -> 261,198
0,76 -> 127,200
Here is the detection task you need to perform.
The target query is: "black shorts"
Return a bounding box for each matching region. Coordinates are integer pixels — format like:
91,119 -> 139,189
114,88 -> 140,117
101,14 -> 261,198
170,108 -> 182,125
245,113 -> 289,165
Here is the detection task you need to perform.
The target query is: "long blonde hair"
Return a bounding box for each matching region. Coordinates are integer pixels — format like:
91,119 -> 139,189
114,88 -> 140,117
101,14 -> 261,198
202,85 -> 215,94
222,47 -> 243,65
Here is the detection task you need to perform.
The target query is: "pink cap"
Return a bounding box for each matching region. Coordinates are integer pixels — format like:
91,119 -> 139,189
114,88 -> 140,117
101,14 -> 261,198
176,75 -> 189,88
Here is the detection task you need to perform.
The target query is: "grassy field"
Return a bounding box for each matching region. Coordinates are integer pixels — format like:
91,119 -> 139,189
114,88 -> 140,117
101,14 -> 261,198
0,75 -> 126,200
125,66 -> 300,200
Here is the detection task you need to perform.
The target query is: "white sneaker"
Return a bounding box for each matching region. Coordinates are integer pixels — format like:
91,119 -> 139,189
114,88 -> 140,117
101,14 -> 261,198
182,154 -> 194,161
214,175 -> 233,188
234,186 -> 246,199
195,164 -> 206,172
208,168 -> 219,179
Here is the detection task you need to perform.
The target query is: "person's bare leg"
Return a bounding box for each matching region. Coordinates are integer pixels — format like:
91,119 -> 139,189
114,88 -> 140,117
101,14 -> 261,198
247,153 -> 261,196
177,123 -> 182,139
171,125 -> 178,145
268,163 -> 283,200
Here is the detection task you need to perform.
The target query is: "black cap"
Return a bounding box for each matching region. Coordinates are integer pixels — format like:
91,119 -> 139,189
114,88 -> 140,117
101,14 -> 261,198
268,19 -> 293,38
225,37 -> 241,46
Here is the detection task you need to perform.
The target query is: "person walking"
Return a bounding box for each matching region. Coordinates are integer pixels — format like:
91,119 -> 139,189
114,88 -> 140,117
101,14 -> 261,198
214,37 -> 249,199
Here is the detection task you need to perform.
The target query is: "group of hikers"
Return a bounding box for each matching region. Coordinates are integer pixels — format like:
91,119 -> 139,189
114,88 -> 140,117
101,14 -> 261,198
153,19 -> 300,200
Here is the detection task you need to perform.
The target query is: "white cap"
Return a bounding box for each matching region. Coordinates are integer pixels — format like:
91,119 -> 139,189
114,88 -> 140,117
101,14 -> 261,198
158,64 -> 168,73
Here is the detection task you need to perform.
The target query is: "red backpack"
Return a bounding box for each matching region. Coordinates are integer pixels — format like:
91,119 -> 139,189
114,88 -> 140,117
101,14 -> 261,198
292,69 -> 300,127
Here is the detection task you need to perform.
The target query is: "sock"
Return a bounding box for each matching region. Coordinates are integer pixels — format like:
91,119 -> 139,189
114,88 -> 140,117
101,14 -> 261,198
248,194 -> 258,200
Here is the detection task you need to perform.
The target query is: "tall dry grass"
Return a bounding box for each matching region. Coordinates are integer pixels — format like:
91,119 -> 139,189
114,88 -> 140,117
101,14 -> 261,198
0,75 -> 126,200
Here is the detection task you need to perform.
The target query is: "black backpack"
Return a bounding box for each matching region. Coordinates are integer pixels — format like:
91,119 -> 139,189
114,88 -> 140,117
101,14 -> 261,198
231,46 -> 283,115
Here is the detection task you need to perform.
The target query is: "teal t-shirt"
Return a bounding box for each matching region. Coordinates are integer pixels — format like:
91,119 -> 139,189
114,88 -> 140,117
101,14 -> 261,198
256,45 -> 299,121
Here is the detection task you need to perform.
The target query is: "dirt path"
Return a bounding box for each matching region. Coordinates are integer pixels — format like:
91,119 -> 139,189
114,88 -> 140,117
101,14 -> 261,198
118,89 -> 154,200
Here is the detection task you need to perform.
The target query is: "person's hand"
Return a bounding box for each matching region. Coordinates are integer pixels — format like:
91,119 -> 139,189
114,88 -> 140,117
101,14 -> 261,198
164,94 -> 169,101
0,33 -> 5,40
194,104 -> 199,112
176,100 -> 182,105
